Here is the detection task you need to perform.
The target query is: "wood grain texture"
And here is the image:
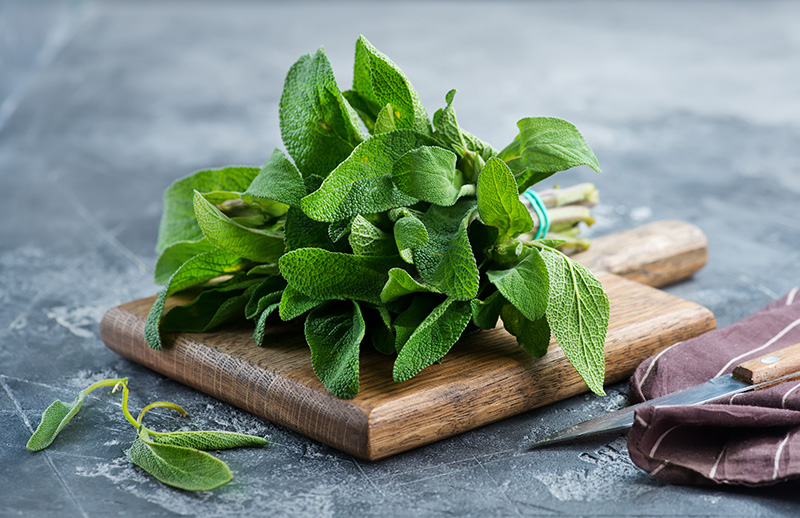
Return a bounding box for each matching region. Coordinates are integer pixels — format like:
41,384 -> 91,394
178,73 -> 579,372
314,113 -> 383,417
572,220 -> 707,288
100,221 -> 715,460
733,342 -> 800,385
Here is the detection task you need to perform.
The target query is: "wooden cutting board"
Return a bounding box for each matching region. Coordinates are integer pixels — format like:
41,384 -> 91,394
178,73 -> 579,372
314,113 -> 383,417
100,220 -> 715,460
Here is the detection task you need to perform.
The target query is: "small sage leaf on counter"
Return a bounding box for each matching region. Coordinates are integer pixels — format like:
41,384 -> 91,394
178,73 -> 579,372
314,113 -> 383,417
26,392 -> 86,451
129,428 -> 233,491
150,430 -> 268,450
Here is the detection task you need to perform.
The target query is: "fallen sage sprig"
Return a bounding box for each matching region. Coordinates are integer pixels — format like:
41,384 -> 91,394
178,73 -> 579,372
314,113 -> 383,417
146,35 -> 610,398
26,378 -> 267,491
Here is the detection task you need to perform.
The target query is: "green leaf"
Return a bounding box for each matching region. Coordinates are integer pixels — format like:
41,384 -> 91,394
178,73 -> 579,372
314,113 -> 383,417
539,248 -> 609,396
278,284 -> 323,321
412,199 -> 480,300
393,297 -> 472,382
26,392 -> 86,451
279,248 -> 398,305
128,429 -> 233,491
156,167 -> 261,254
500,303 -> 551,357
470,290 -> 505,330
392,295 -> 441,353
498,117 -> 601,192
145,249 -> 248,350
244,148 -> 306,209
327,219 -> 351,243
393,211 -> 428,263
253,294 -> 282,345
371,307 -> 396,355
353,36 -> 431,135
432,89 -> 497,162
342,89 -> 378,132
247,264 -> 280,276
392,146 -> 471,206
476,157 -> 534,242
374,103 -> 398,134
486,247 -> 548,322
194,191 -> 285,263
154,238 -> 216,285
300,129 -> 434,222
244,276 -> 287,320
150,430 -> 268,450
160,286 -> 251,333
304,300 -> 365,398
279,48 -> 366,178
380,268 -> 439,303
284,207 -> 338,252
348,215 -> 397,257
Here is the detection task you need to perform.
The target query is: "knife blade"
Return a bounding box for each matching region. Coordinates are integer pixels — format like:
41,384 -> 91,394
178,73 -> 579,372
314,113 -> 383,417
529,342 -> 800,449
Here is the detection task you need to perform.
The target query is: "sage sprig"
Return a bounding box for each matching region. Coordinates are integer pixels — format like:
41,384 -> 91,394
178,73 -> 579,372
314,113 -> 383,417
146,35 -> 610,398
26,378 -> 267,491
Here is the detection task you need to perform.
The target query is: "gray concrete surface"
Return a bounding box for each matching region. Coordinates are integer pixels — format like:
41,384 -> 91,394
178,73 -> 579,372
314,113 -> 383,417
2,1 -> 800,516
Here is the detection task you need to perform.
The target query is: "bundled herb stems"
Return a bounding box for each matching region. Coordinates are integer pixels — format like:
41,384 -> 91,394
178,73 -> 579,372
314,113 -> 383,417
145,36 -> 610,398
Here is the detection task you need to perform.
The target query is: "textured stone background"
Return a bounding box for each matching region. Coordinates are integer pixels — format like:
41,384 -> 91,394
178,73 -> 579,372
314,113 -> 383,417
2,1 -> 800,516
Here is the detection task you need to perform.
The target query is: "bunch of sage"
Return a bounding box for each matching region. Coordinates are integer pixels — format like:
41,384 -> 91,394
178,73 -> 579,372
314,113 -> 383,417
146,36 -> 610,398
27,378 -> 267,491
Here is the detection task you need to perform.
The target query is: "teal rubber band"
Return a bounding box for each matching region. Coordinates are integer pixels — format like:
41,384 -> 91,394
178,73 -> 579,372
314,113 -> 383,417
522,189 -> 550,240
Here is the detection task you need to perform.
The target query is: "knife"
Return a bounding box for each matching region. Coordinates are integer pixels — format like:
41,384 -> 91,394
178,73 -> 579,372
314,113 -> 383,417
529,342 -> 800,449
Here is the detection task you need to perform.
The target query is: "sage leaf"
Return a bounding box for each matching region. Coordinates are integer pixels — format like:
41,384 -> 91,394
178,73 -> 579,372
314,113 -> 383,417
26,392 -> 86,451
393,297 -> 472,382
380,268 -> 439,303
300,129 -> 434,222
327,219 -> 351,243
304,300 -> 365,398
470,290 -> 505,330
254,296 -> 282,345
244,276 -> 286,320
393,211 -> 428,263
371,307 -> 396,354
500,303 -> 551,358
540,248 -> 609,396
348,215 -> 397,257
412,199 -> 479,300
154,238 -> 216,285
279,48 -> 366,178
486,247 -> 548,322
432,89 -> 497,162
374,103 -> 398,134
392,295 -> 441,353
476,157 -> 534,243
278,284 -> 323,321
342,89 -> 379,132
150,430 -> 268,450
498,117 -> 601,192
279,248 -> 399,305
193,191 -> 285,263
285,207 -> 338,252
244,148 -> 306,209
145,249 -> 248,350
160,288 -> 249,333
353,36 -> 432,136
156,166 -> 261,254
393,145 -> 470,206
128,429 -> 233,491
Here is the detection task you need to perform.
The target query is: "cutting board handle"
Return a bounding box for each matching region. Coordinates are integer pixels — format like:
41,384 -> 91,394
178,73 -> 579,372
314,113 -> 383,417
572,220 -> 707,288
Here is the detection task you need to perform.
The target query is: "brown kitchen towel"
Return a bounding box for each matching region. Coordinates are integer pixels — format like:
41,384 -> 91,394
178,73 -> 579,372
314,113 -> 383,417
627,286 -> 800,486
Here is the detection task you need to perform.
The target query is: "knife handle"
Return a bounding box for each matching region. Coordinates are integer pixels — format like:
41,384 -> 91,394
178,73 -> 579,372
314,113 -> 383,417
732,343 -> 800,384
